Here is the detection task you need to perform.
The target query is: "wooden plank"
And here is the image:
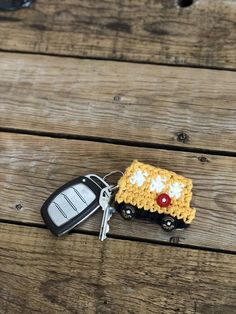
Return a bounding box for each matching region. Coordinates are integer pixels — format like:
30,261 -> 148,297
0,223 -> 236,314
0,0 -> 236,69
0,132 -> 236,251
1,53 -> 236,153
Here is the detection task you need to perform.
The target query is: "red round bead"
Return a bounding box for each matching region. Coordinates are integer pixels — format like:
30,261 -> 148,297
156,193 -> 171,207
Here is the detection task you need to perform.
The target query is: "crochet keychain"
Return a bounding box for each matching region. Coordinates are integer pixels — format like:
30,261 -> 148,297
41,160 -> 196,239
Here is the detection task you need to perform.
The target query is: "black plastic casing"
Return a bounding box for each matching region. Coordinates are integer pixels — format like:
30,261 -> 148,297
0,0 -> 33,11
41,176 -> 107,236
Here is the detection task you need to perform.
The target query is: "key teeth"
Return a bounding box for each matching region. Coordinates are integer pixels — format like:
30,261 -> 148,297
99,208 -> 116,241
98,185 -> 115,241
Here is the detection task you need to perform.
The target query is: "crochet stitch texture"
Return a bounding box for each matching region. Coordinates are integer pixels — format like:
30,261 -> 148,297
115,160 -> 196,224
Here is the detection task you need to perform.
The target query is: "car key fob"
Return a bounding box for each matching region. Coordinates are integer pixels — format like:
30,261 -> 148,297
41,174 -> 110,236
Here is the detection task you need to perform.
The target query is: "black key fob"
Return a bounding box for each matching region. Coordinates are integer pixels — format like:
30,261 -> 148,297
0,0 -> 33,11
41,174 -> 109,236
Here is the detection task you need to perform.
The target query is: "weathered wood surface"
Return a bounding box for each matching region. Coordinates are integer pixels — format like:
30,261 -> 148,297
0,1 -> 236,313
0,223 -> 236,314
1,53 -> 236,153
0,132 -> 236,251
0,0 -> 236,69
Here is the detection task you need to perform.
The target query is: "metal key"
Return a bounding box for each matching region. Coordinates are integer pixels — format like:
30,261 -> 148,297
99,186 -> 116,241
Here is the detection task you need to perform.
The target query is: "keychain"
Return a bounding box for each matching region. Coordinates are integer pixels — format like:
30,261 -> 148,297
41,160 -> 196,239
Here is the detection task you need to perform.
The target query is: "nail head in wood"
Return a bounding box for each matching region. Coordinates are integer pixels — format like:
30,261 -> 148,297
15,203 -> 23,211
176,132 -> 189,143
198,156 -> 209,163
113,95 -> 121,102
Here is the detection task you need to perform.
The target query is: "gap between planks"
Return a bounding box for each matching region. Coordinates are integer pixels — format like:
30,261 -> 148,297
0,218 -> 235,256
0,52 -> 236,153
1,48 -> 236,73
0,0 -> 236,69
1,126 -> 236,159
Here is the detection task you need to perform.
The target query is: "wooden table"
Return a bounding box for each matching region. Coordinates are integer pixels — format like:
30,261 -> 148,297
0,1 -> 236,313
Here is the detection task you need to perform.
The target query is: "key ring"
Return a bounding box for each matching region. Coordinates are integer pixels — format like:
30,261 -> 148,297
103,170 -> 124,181
103,170 -> 124,191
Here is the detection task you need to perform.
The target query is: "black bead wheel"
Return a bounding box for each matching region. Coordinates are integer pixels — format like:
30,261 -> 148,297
161,215 -> 177,232
120,204 -> 136,220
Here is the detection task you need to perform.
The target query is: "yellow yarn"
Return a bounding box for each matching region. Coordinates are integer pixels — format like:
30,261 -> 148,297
115,160 -> 196,224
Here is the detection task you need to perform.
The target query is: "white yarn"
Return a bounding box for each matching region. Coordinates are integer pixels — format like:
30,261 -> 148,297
130,168 -> 185,199
150,175 -> 167,193
169,182 -> 185,199
130,170 -> 147,187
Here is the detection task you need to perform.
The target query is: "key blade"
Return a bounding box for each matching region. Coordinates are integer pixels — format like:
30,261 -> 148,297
100,197 -> 109,211
99,226 -> 107,241
99,206 -> 116,241
99,207 -> 109,240
107,207 -> 116,221
101,223 -> 109,241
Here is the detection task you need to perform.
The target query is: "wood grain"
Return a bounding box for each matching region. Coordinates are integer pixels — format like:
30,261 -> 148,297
0,132 -> 236,251
0,0 -> 235,69
1,53 -> 236,153
0,223 -> 236,314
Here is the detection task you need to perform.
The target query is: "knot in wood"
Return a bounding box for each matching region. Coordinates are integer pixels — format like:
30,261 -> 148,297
15,203 -> 23,211
113,95 -> 121,102
176,132 -> 189,143
170,236 -> 180,244
198,156 -> 209,163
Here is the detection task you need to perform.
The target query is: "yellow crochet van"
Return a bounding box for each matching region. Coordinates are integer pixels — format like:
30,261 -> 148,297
115,160 -> 196,231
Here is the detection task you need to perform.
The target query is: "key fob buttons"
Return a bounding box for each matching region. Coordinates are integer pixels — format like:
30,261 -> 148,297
41,175 -> 107,236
